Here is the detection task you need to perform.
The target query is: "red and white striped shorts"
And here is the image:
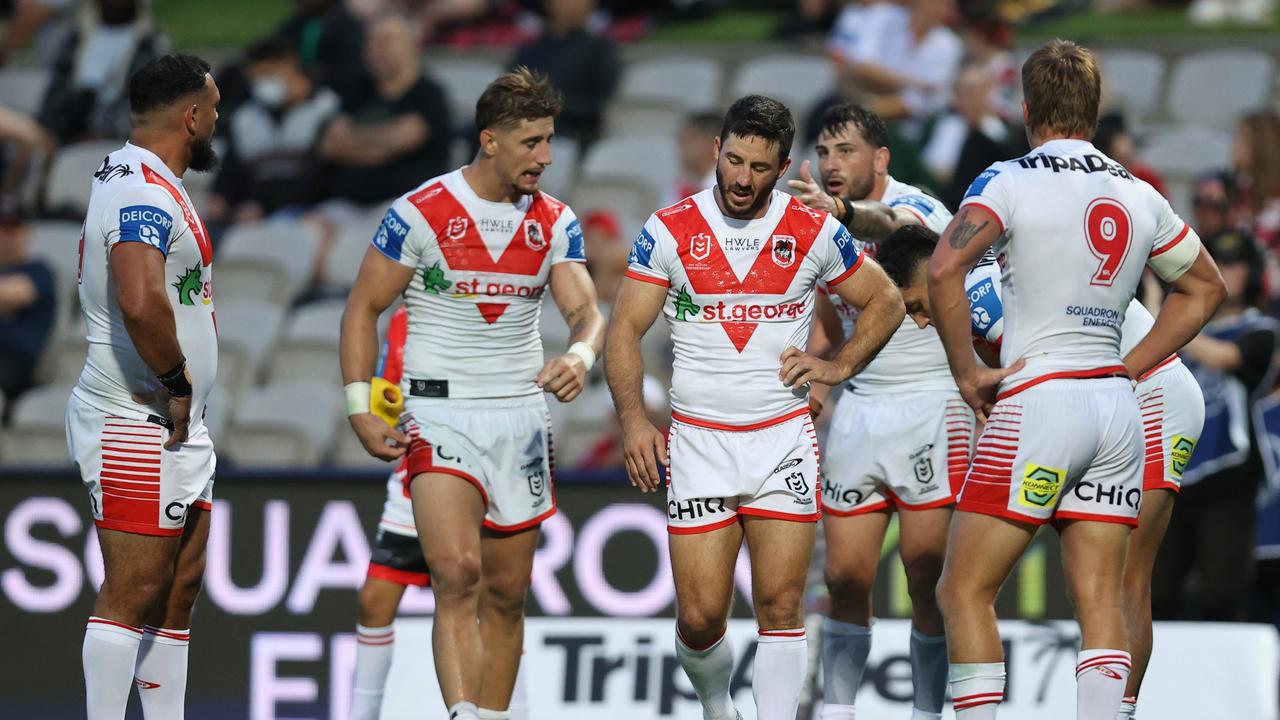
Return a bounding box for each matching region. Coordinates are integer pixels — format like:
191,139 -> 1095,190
66,392 -> 215,536
1136,361 -> 1204,492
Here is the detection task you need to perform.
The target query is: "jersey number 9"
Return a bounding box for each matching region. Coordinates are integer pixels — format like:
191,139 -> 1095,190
1084,198 -> 1133,287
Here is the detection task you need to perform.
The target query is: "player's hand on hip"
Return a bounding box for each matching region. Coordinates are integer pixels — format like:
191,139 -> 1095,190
785,160 -> 837,215
957,358 -> 1025,422
349,412 -> 409,461
808,382 -> 833,420
780,346 -> 849,388
621,417 -> 667,493
536,352 -> 587,403
163,394 -> 191,449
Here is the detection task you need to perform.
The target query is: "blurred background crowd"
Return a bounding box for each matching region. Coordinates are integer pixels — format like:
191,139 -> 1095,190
0,0 -> 1279,625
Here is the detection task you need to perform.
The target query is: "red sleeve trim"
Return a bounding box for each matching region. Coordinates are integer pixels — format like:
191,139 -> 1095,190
624,269 -> 671,287
1149,224 -> 1190,257
826,252 -> 865,287
958,200 -> 1006,236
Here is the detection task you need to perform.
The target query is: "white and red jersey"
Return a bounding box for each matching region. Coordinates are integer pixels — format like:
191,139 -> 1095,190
959,139 -> 1201,399
626,188 -> 864,428
825,177 -> 955,393
374,307 -> 417,536
372,168 -> 585,399
966,261 -> 1183,382
73,142 -> 218,427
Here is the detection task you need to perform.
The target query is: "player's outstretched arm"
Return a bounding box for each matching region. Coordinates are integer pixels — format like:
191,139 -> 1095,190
604,276 -> 668,493
783,257 -> 904,388
786,159 -> 919,241
930,206 -> 1022,416
540,261 -> 606,403
112,242 -> 191,449
341,247 -> 416,460
1125,246 -> 1226,378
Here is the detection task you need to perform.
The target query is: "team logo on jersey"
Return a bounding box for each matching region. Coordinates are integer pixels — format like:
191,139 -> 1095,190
674,286 -> 701,321
373,207 -> 411,261
524,219 -> 547,251
771,235 -> 796,268
93,156 -> 133,183
965,168 -> 1000,199
1170,436 -> 1197,477
911,444 -> 935,484
784,470 -> 810,497
171,264 -> 203,306
1018,464 -> 1065,508
422,262 -> 452,295
629,229 -> 656,267
119,205 -> 174,251
792,203 -> 823,221
690,233 -> 712,261
446,216 -> 469,242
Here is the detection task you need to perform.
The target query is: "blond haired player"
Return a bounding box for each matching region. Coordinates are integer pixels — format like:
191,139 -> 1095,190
606,95 -> 904,720
927,41 -> 1224,719
339,68 -> 604,720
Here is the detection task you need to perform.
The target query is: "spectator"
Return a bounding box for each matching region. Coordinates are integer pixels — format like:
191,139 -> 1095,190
670,111 -> 719,204
958,8 -> 1020,122
37,0 -> 167,145
0,0 -> 79,67
0,106 -> 55,200
1155,226 -> 1276,622
274,0 -> 366,99
206,36 -> 340,227
581,208 -> 629,305
510,0 -> 621,147
0,199 -> 56,419
318,12 -> 451,207
921,60 -> 1023,209
828,0 -> 962,128
1094,111 -> 1166,197
1231,109 -> 1280,250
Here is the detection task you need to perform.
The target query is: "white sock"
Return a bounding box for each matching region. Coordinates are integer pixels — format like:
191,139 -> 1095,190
820,617 -> 870,718
509,651 -> 530,720
84,617 -> 143,720
1076,649 -> 1130,720
1117,695 -> 1137,719
352,624 -> 395,720
675,626 -> 738,720
909,629 -> 948,716
449,701 -> 480,719
477,710 -> 510,719
754,629 -> 808,720
949,662 -> 1005,719
135,626 -> 190,719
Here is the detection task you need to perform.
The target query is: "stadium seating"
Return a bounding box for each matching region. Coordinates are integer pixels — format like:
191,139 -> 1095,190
214,298 -> 286,398
43,140 -> 123,216
1165,49 -> 1274,128
729,54 -> 833,119
215,219 -> 321,305
618,55 -> 723,112
427,56 -> 505,130
220,380 -> 342,467
1139,125 -> 1233,179
580,136 -> 679,202
539,136 -> 579,199
1098,49 -> 1167,125
605,99 -> 688,142
570,178 -> 661,223
0,383 -> 74,466
0,66 -> 50,115
324,207 -> 385,288
265,299 -> 345,384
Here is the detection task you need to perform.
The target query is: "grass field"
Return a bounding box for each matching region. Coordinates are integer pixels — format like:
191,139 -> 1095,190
154,0 -> 291,51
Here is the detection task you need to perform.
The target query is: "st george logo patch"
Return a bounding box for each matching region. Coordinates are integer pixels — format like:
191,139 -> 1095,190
1018,464 -> 1065,508
771,235 -> 796,268
1170,436 -> 1196,477
524,219 -> 546,251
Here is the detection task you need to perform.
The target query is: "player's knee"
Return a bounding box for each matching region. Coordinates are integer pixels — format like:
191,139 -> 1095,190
754,586 -> 804,629
101,570 -> 173,616
482,571 -> 531,615
358,582 -> 400,626
903,559 -> 945,608
935,568 -> 976,621
426,551 -> 482,597
170,563 -> 205,610
824,556 -> 875,597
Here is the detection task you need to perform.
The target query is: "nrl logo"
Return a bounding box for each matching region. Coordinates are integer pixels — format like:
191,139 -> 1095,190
445,216 -> 469,241
772,235 -> 796,268
524,219 -> 546,251
690,233 -> 712,261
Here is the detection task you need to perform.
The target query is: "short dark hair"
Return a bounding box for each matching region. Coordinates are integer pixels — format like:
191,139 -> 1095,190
817,103 -> 889,149
720,95 -> 795,164
245,35 -> 298,65
876,224 -> 940,287
475,67 -> 563,131
129,54 -> 212,117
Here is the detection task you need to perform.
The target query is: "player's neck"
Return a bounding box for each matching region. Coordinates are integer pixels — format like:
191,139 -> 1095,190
128,133 -> 188,178
1030,131 -> 1090,148
866,175 -> 889,203
713,184 -> 773,221
461,161 -> 520,204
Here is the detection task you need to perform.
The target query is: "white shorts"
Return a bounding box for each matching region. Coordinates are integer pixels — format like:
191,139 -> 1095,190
822,391 -> 975,516
401,395 -> 555,532
1137,360 -> 1205,492
377,460 -> 417,537
666,410 -> 821,534
66,392 -> 215,536
959,377 -> 1143,526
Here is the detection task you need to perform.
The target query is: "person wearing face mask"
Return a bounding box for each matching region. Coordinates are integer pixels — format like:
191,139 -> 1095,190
205,35 -> 338,227
38,0 -> 168,146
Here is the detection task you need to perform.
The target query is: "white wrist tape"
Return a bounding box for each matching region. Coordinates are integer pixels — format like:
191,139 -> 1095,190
344,381 -> 372,416
567,341 -> 597,371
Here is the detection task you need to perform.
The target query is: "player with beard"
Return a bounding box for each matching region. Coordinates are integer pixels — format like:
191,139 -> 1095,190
607,95 -> 904,720
340,67 -> 605,720
787,103 -> 970,720
66,54 -> 221,719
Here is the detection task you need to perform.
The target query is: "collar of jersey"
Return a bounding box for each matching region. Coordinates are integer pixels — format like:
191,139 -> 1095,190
450,166 -> 532,212
695,187 -> 789,235
125,141 -> 183,187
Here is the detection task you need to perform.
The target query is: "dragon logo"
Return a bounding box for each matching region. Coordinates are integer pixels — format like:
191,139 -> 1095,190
422,262 -> 452,295
171,264 -> 202,306
674,285 -> 701,321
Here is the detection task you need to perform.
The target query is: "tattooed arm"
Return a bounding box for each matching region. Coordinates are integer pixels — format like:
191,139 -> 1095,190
928,205 -> 1020,417
787,159 -> 921,241
541,261 -> 606,402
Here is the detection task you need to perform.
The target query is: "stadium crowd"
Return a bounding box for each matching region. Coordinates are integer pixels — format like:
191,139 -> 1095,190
1,0 -> 1279,631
